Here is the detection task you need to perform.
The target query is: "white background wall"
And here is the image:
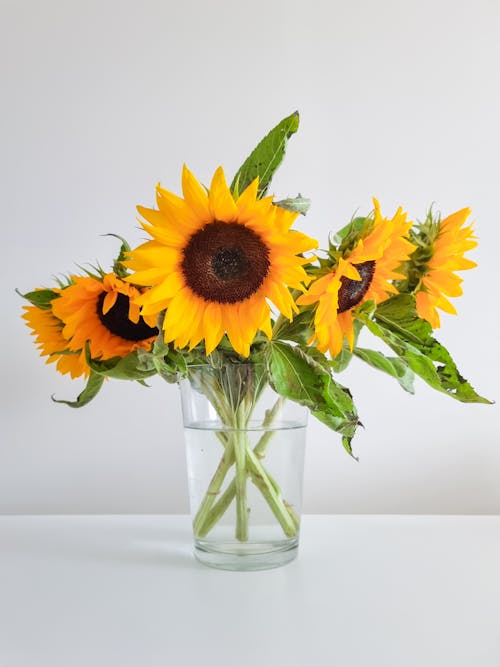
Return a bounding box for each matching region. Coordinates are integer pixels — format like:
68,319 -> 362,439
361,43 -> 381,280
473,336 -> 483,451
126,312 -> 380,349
1,0 -> 499,515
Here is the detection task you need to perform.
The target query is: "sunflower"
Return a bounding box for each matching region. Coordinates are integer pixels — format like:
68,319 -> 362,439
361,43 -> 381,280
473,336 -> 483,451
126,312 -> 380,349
22,302 -> 88,379
414,208 -> 477,328
51,273 -> 158,360
298,199 -> 415,357
125,165 -> 318,357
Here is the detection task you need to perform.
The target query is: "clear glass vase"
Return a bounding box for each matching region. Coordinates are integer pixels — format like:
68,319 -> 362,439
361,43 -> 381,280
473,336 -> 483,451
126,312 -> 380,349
179,362 -> 307,571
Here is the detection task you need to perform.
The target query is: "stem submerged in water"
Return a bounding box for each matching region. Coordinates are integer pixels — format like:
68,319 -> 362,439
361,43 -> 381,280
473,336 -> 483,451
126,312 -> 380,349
188,367 -> 300,543
233,430 -> 249,541
193,397 -> 299,540
192,432 -> 234,537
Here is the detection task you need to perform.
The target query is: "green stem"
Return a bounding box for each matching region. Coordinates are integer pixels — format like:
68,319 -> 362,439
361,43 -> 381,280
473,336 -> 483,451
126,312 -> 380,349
233,429 -> 249,541
197,478 -> 238,538
192,431 -> 234,537
190,370 -> 241,537
254,396 -> 285,457
198,446 -> 299,539
246,448 -> 297,537
190,365 -> 299,542
284,500 -> 301,531
195,396 -> 300,539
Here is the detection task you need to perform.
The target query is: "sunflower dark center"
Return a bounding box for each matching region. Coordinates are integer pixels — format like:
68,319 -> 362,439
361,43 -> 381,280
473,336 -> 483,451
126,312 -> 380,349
337,260 -> 376,313
97,292 -> 158,341
181,221 -> 270,304
212,246 -> 249,280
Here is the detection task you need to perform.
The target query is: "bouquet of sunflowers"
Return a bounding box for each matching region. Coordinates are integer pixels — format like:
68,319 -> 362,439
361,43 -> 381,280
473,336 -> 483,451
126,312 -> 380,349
20,112 -> 490,563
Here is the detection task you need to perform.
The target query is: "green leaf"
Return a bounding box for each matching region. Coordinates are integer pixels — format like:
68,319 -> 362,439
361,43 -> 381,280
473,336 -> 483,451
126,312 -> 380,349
353,347 -> 415,393
103,233 -> 131,279
52,371 -> 105,408
273,309 -> 314,345
357,294 -> 491,404
265,341 -> 360,457
273,195 -> 311,216
152,333 -> 170,358
328,346 -> 353,373
333,216 -> 368,244
153,349 -> 188,384
230,111 -> 300,199
87,348 -> 157,381
150,312 -> 188,382
17,288 -> 60,310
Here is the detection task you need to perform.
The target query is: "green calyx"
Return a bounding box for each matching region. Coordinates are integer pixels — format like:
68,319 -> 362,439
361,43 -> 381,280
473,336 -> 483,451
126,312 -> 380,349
401,208 -> 441,292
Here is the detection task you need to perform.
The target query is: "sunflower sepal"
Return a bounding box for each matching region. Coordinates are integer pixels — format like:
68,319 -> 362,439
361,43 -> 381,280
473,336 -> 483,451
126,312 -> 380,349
334,216 -> 374,255
74,263 -> 106,281
265,340 -> 360,457
51,371 -> 105,408
149,315 -> 189,383
103,233 -> 132,280
17,288 -> 60,310
230,111 -> 300,199
357,294 -> 492,404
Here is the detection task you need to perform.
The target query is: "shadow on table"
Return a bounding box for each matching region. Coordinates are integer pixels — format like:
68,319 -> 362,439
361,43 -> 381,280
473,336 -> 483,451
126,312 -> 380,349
0,517 -> 203,571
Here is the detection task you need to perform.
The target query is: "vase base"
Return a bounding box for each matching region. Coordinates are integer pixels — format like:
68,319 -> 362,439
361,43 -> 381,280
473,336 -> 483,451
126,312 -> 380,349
193,538 -> 299,571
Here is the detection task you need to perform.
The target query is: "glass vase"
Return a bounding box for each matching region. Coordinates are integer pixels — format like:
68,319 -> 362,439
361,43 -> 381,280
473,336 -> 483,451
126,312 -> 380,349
179,362 -> 307,571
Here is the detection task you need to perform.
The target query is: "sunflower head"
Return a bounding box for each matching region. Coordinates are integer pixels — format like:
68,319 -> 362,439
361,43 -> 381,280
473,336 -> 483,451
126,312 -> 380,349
51,273 -> 159,360
125,165 -> 318,357
408,208 -> 477,328
22,271 -> 159,380
297,199 -> 416,357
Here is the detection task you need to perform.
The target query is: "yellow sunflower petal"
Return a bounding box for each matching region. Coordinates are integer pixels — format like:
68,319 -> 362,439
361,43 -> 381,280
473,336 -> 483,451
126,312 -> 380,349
175,301 -> 203,349
266,281 -> 297,320
435,293 -> 458,315
440,208 -> 472,231
223,306 -> 247,356
208,166 -> 238,222
162,288 -> 198,341
416,290 -> 440,327
156,185 -> 199,231
128,301 -> 140,324
182,164 -> 211,221
124,242 -> 179,272
22,304 -> 89,379
102,291 -> 118,315
338,310 -> 355,350
125,267 -> 173,287
236,177 -> 259,217
425,271 -> 463,297
136,207 -> 187,248
203,303 -> 224,356
241,295 -> 272,340
134,271 -> 184,307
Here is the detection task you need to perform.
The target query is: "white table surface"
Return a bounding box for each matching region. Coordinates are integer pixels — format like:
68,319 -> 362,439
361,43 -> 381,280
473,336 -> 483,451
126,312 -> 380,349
0,515 -> 499,666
